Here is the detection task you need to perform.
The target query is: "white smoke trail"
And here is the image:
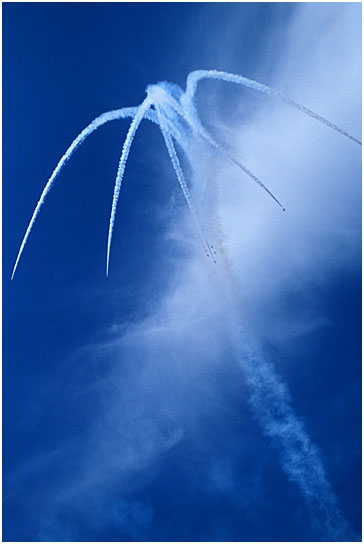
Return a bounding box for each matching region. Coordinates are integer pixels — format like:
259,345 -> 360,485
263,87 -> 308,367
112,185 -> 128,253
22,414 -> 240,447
155,103 -> 215,260
10,106 -> 154,281
238,341 -> 356,540
206,155 -> 356,540
160,88 -> 286,211
10,67 -> 360,539
208,232 -> 357,539
106,98 -> 152,277
184,70 -> 362,146
13,70 -> 359,279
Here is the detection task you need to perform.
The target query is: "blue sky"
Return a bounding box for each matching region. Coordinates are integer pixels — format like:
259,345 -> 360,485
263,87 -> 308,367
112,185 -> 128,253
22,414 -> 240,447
3,3 -> 361,542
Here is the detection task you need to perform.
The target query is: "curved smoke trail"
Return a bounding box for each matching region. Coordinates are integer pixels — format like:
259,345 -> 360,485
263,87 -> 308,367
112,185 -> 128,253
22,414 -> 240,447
106,98 -> 152,277
11,107 -> 145,281
11,69 -> 360,539
155,103 -> 215,260
160,88 -> 286,211
12,70 -> 360,279
184,70 -> 362,146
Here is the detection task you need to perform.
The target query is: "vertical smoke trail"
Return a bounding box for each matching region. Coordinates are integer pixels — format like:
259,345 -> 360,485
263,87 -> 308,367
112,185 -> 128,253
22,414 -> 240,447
185,70 -> 362,146
203,158 -> 355,540
160,89 -> 286,211
237,341 -> 356,540
208,227 -> 356,538
106,99 -> 151,277
185,74 -> 359,537
11,107 -> 143,280
155,103 -> 215,260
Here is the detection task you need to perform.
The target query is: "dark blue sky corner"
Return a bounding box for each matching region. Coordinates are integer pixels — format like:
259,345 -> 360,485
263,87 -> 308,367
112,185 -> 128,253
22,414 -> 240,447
3,3 -> 362,542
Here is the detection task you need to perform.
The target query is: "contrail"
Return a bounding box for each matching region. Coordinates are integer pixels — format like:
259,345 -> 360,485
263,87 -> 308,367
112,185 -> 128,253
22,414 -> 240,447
185,70 -> 362,146
204,154 -> 356,539
159,88 -> 286,211
11,107 -> 141,281
207,166 -> 356,539
11,69 -> 360,539
155,103 -> 215,261
239,341 -> 356,540
12,71 -> 360,278
10,106 -> 161,281
106,98 -> 152,277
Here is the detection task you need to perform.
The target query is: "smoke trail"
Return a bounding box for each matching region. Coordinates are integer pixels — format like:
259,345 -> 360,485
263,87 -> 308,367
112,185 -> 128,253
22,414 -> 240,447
106,97 -> 151,277
236,341 -> 357,541
182,72 -> 361,533
10,106 -> 152,280
185,70 -> 362,146
12,70 -> 360,279
155,103 -> 215,260
10,67 -> 359,539
160,89 -> 286,211
106,98 -> 152,277
208,233 -> 357,539
204,159 -> 356,540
